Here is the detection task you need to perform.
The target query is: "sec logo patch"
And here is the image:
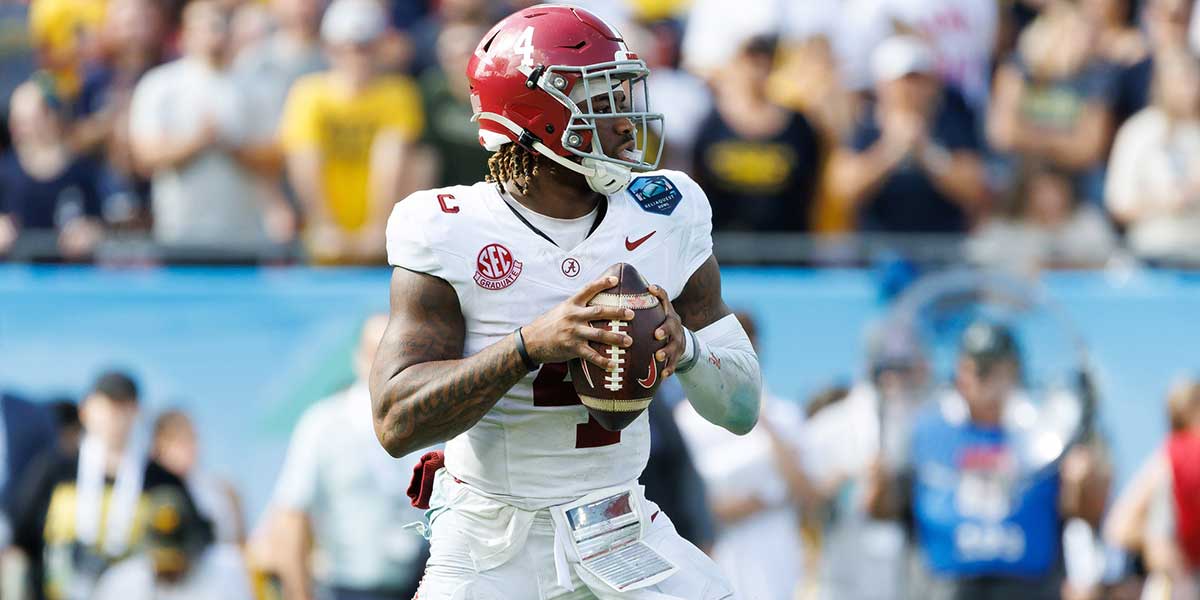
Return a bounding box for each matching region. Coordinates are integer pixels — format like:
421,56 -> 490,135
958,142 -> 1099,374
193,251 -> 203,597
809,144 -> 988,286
474,244 -> 523,290
627,175 -> 682,216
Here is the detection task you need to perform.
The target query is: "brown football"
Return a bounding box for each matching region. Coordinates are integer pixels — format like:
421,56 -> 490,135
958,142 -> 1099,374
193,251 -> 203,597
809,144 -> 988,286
569,263 -> 666,432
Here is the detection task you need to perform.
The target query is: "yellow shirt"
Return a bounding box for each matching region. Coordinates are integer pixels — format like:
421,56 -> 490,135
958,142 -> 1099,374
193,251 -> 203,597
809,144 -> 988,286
280,73 -> 424,232
29,0 -> 106,98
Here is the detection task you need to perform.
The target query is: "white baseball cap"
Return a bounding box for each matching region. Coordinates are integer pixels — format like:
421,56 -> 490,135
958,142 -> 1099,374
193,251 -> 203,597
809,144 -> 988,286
872,35 -> 935,83
321,0 -> 386,45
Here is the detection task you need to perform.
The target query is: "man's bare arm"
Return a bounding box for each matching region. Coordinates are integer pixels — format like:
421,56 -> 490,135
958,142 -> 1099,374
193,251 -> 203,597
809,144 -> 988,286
370,268 -> 634,457
369,268 -> 525,457
672,255 -> 732,332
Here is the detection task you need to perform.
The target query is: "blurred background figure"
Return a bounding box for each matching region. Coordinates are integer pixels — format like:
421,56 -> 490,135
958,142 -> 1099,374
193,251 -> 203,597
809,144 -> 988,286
675,312 -> 808,599
622,20 -> 711,173
129,0 -> 294,251
12,370 -> 208,600
1105,47 -> 1200,265
0,78 -> 104,261
865,322 -> 1107,600
1106,378 -> 1200,599
68,0 -> 169,231
151,410 -> 243,547
0,389 -> 58,563
280,0 -> 426,265
26,0 -> 104,104
969,160 -> 1116,271
416,21 -> 489,188
987,3 -> 1117,205
690,36 -> 823,233
0,0 -> 38,153
92,487 -> 253,600
46,400 -> 80,456
641,380 -> 715,554
801,325 -> 929,600
258,314 -> 428,600
234,0 -> 327,149
830,35 -> 987,234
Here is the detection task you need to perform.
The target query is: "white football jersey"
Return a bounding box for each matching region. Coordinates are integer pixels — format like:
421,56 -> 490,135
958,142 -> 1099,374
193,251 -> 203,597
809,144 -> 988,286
385,170 -> 712,507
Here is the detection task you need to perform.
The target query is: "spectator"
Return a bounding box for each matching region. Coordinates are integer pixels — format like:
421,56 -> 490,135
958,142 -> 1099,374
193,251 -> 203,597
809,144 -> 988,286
407,0 -> 493,77
801,324 -> 929,600
233,0 -> 327,136
152,410 -> 244,546
129,0 -> 295,249
680,0 -> 778,78
27,0 -> 105,102
1106,378 -> 1200,598
1080,0 -> 1149,125
1105,47 -> 1200,264
865,322 -> 1107,600
987,3 -> 1117,204
0,391 -> 58,550
969,161 -> 1116,270
675,312 -> 809,599
416,21 -> 490,187
47,400 -> 80,455
280,0 -> 425,264
884,0 -> 1001,109
11,370 -> 209,600
691,36 -> 823,232
641,379 -> 716,552
829,35 -> 987,233
92,487 -> 254,600
229,1 -> 274,60
0,78 -> 104,261
265,315 -> 428,600
71,0 -> 169,229
1123,0 -> 1194,127
0,0 -> 39,153
623,20 -> 712,173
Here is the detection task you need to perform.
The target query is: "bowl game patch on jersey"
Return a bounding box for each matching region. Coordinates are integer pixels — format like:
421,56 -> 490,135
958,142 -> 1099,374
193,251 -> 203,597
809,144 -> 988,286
627,176 -> 682,216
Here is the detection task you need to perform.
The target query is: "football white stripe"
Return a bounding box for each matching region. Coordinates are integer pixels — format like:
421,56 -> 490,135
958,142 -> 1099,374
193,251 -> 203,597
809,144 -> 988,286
590,292 -> 659,310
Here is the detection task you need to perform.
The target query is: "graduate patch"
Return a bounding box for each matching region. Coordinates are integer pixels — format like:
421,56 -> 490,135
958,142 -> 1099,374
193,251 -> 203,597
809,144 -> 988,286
627,176 -> 682,216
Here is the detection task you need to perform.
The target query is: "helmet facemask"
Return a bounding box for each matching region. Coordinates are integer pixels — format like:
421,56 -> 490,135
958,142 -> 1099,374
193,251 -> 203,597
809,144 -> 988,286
539,58 -> 664,194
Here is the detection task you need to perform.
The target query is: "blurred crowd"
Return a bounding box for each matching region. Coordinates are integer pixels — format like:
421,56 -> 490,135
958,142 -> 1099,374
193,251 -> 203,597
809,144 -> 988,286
3,0 -> 1200,267
3,309 -> 1200,600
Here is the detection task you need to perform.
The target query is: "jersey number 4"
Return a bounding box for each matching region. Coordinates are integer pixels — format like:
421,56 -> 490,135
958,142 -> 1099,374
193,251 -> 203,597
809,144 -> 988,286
532,362 -> 621,448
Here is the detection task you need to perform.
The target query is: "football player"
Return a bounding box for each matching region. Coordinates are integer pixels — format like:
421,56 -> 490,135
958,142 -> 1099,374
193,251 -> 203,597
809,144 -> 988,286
370,6 -> 762,599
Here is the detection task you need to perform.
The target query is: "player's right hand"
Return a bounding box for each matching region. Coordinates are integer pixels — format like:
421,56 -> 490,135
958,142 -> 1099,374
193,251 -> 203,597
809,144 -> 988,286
521,275 -> 635,370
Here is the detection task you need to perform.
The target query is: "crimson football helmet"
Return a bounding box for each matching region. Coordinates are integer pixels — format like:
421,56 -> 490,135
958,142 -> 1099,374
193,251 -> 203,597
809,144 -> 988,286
467,5 -> 664,195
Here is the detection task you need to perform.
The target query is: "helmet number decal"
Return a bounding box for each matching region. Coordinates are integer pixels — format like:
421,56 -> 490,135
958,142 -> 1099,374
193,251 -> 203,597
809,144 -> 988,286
513,26 -> 536,69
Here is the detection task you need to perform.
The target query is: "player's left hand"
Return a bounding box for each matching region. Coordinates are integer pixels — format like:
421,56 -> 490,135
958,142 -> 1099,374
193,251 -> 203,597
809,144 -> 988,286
648,285 -> 685,378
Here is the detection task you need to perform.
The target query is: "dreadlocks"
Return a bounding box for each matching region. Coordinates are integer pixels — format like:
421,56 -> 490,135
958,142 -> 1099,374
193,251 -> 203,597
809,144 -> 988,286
486,143 -> 542,196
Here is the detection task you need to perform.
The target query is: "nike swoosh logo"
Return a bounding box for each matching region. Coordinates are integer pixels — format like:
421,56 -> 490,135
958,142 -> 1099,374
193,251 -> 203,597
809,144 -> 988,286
625,231 -> 656,251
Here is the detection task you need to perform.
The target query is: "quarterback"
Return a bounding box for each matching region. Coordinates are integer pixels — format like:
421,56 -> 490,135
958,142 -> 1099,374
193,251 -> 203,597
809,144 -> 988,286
370,6 -> 762,599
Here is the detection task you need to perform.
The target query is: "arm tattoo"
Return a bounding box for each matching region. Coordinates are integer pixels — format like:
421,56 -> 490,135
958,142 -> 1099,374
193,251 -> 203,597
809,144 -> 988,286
369,268 -> 528,457
674,256 -> 731,331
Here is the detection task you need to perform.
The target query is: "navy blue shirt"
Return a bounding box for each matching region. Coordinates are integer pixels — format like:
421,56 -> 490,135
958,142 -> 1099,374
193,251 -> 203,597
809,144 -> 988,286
850,89 -> 980,233
692,109 -> 823,232
0,153 -> 102,230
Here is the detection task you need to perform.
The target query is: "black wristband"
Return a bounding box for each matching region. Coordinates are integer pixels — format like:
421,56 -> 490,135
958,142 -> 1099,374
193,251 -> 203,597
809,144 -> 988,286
514,327 -> 539,372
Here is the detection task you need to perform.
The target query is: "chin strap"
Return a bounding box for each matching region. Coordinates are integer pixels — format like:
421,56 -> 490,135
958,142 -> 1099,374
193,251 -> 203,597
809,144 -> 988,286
473,111 -> 632,195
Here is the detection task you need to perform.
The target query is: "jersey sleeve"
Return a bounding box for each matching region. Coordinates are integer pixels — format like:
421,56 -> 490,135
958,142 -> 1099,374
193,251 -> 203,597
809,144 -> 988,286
672,171 -> 714,284
385,191 -> 443,277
